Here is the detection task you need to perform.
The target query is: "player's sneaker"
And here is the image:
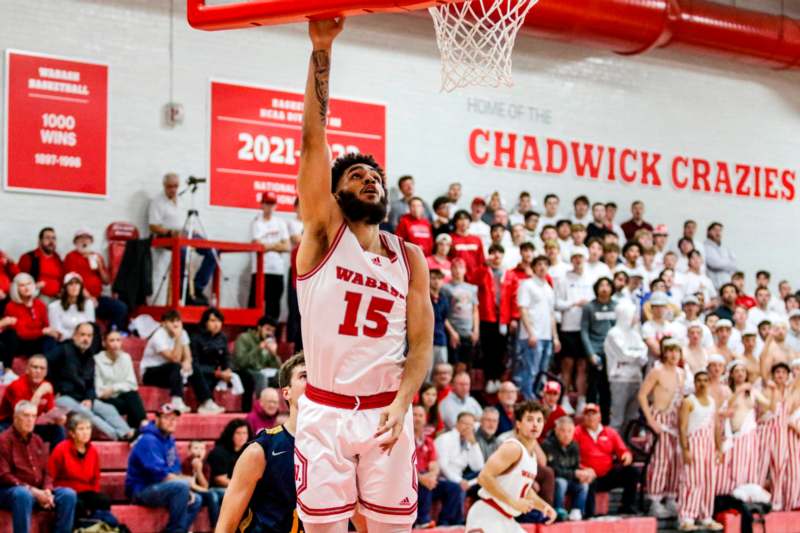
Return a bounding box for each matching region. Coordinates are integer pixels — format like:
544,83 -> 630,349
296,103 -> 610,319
568,509 -> 583,521
556,508 -> 569,522
698,519 -> 723,531
197,399 -> 225,414
649,500 -> 670,519
170,396 -> 191,414
679,520 -> 698,531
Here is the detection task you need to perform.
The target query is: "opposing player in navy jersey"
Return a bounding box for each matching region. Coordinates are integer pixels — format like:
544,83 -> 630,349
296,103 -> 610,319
215,353 -> 307,533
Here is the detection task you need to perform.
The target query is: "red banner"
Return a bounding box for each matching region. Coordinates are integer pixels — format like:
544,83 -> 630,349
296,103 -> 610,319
3,50 -> 108,197
209,80 -> 386,211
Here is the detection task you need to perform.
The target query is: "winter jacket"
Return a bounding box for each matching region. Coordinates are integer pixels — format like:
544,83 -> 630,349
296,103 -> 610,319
47,340 -> 96,402
125,421 -> 180,497
233,330 -> 280,372
541,432 -> 580,482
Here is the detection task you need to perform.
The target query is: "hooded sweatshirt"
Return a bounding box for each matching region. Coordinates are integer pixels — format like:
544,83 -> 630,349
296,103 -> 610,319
125,421 -> 180,498
603,300 -> 648,383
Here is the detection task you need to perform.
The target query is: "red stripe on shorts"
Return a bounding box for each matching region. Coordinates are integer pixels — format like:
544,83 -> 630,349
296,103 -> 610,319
358,498 -> 418,515
305,383 -> 397,410
297,498 -> 357,516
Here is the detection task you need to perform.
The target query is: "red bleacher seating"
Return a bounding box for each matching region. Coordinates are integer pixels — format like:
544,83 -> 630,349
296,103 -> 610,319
172,413 -> 244,440
110,505 -> 210,533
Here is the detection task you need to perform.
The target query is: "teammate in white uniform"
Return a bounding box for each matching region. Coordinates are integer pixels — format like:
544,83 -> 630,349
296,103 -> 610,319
465,402 -> 556,532
294,18 -> 433,533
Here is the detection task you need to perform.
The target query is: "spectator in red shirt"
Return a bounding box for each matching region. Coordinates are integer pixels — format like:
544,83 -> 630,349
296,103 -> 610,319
499,242 -> 534,331
426,234 -> 453,284
573,403 -> 637,517
449,210 -> 485,277
413,405 -> 463,528
472,244 -> 511,391
0,251 -> 20,316
18,227 -> 64,302
1,273 -> 59,367
63,228 -> 129,333
48,413 -> 118,526
395,197 -> 434,255
731,271 -> 756,309
0,354 -> 66,449
0,400 -> 77,533
539,380 -> 567,443
620,201 -> 653,241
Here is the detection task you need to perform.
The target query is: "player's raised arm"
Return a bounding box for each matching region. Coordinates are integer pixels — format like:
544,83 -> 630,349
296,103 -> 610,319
298,18 -> 344,231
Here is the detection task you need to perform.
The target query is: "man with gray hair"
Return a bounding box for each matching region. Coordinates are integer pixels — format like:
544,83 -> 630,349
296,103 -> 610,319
0,401 -> 77,533
475,406 -> 501,460
148,172 -> 216,305
541,416 -> 592,521
47,322 -> 133,440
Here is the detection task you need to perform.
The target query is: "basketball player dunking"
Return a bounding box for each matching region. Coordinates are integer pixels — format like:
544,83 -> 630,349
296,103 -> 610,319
293,18 -> 434,533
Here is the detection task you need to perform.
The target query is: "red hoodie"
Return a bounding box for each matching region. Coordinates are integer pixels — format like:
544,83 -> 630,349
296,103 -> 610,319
48,439 -> 101,493
573,424 -> 630,478
471,264 -> 516,323
395,214 -> 433,256
449,233 -> 485,276
499,264 -> 531,325
4,299 -> 49,340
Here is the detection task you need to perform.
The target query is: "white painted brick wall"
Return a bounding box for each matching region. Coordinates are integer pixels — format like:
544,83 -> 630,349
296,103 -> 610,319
1,0 -> 798,305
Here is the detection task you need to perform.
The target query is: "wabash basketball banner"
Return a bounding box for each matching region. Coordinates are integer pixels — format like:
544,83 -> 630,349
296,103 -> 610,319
209,80 -> 386,212
3,50 -> 108,197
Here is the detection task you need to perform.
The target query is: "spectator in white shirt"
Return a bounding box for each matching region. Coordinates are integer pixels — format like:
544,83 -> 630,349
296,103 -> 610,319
641,292 -> 682,360
555,248 -> 594,414
94,330 -> 146,429
439,371 -> 483,430
584,239 -> 612,286
545,241 -> 569,284
747,287 -> 782,328
571,195 -> 591,226
468,197 -> 492,252
556,220 -> 573,259
755,270 -> 788,317
683,251 -> 715,310
434,412 -> 485,493
140,310 -> 224,414
509,191 -> 534,226
48,272 -> 95,341
523,211 -> 541,245
703,222 -> 736,290
539,194 -> 562,228
287,197 -> 304,247
515,256 -> 560,399
652,224 -> 669,269
787,310 -> 800,352
502,225 -> 527,269
604,202 -> 626,245
147,172 -> 216,305
250,192 -> 290,320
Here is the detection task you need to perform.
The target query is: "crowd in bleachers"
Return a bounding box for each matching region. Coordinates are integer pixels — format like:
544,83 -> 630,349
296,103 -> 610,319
1,172 -> 800,532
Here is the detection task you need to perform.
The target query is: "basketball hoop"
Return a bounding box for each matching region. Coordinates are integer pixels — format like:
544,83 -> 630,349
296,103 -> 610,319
428,0 -> 539,92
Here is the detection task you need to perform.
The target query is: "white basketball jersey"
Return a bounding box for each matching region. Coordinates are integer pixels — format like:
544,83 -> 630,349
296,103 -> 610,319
478,438 -> 538,517
297,223 -> 410,396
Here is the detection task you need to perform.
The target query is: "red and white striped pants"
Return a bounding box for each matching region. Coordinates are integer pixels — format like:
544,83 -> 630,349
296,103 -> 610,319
786,426 -> 800,511
715,428 -> 759,495
755,419 -> 772,486
679,423 -> 716,523
766,406 -> 789,511
647,409 -> 680,499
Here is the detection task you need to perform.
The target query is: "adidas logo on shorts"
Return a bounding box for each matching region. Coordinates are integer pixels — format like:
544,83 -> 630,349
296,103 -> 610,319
399,497 -> 411,505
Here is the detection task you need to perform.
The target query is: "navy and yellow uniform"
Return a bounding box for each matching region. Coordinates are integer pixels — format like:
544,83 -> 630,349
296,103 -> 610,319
238,425 -> 304,533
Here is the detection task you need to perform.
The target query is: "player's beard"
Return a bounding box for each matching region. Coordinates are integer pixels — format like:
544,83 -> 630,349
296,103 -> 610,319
337,190 -> 388,225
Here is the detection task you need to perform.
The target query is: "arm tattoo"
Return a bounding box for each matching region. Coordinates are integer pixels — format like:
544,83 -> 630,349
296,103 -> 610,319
312,50 -> 330,125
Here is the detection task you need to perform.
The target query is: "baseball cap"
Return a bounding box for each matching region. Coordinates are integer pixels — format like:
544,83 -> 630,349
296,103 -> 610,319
261,191 -> 278,204
789,309 -> 800,320
471,196 -> 486,206
570,246 -> 588,259
715,319 -> 733,330
63,272 -> 83,285
662,338 -> 682,349
157,403 -> 182,416
583,403 -> 600,413
686,320 -> 704,331
742,326 -> 758,337
653,224 -> 669,236
707,354 -> 726,365
682,295 -> 700,306
649,292 -> 669,306
543,381 -> 561,395
435,233 -> 453,244
73,228 -> 94,241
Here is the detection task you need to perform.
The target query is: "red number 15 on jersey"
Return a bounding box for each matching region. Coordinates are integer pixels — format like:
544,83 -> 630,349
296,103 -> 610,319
338,291 -> 394,338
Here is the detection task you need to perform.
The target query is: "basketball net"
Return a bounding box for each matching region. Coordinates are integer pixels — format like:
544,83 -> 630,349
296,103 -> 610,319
429,0 -> 538,92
